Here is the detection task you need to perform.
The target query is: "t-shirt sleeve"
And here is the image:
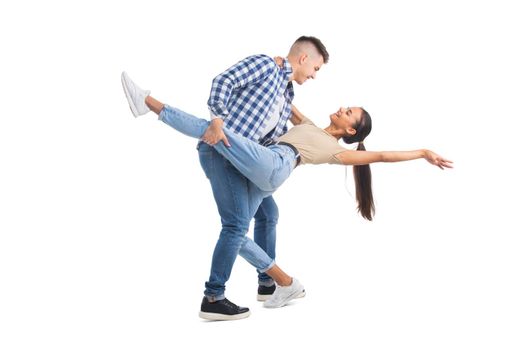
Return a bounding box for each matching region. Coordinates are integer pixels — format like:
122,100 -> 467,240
328,145 -> 350,164
300,117 -> 316,126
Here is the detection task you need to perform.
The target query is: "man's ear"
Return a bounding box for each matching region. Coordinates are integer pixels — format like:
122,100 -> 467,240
299,53 -> 308,64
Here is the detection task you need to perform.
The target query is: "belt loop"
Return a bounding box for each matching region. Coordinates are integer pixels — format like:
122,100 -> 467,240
265,140 -> 301,166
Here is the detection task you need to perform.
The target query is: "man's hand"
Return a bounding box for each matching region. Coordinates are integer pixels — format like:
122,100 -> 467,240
201,119 -> 231,147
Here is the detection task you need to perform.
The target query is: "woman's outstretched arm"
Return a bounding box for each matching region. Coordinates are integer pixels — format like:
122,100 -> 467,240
335,149 -> 453,170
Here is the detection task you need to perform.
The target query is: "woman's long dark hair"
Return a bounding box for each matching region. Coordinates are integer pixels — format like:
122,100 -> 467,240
342,108 -> 374,220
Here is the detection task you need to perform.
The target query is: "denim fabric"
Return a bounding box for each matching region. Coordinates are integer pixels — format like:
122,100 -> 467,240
254,196 -> 278,285
160,105 -> 296,193
159,105 -> 296,299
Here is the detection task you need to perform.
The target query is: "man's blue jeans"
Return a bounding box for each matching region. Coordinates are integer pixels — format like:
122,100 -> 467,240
254,197 -> 279,287
158,105 -> 296,300
198,143 -> 276,299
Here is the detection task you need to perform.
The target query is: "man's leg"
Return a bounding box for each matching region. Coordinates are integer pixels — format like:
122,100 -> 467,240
197,143 -> 253,321
254,196 -> 279,300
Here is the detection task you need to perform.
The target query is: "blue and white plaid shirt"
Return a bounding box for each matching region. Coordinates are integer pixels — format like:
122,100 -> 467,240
207,54 -> 294,145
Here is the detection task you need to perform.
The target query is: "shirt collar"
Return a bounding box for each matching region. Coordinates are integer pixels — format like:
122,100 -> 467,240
282,58 -> 293,81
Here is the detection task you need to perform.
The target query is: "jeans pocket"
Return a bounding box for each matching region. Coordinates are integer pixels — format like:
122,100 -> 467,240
198,143 -> 214,179
269,157 -> 293,190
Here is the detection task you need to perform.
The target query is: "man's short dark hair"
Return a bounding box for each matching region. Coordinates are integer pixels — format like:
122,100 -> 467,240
294,36 -> 329,63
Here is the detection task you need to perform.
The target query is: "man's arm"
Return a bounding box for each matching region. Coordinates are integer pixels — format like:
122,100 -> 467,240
207,55 -> 276,119
203,55 -> 276,146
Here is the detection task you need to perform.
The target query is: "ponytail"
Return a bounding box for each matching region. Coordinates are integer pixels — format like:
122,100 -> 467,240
343,108 -> 374,220
353,142 -> 375,220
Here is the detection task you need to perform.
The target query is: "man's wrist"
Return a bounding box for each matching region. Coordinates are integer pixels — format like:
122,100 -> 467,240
210,118 -> 224,128
210,112 -> 223,120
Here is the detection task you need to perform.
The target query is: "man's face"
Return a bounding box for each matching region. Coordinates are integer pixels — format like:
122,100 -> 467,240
295,54 -> 324,85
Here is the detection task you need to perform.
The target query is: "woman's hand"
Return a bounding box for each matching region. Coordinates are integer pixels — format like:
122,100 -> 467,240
274,56 -> 284,68
423,150 -> 453,170
290,104 -> 305,125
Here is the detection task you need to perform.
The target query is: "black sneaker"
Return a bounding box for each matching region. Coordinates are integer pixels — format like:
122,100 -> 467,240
257,284 -> 276,301
199,297 -> 250,321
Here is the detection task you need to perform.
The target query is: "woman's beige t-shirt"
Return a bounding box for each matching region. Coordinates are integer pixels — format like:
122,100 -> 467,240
276,117 -> 348,165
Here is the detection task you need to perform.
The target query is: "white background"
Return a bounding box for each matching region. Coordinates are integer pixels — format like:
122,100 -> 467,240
1,0 -> 524,349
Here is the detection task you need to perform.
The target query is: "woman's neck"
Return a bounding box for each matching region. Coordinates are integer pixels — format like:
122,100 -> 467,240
324,125 -> 344,140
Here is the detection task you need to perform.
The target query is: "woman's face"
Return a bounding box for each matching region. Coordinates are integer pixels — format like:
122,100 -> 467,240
329,107 -> 362,135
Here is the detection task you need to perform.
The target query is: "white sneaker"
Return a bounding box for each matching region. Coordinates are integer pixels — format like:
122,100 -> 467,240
121,71 -> 151,117
263,278 -> 305,308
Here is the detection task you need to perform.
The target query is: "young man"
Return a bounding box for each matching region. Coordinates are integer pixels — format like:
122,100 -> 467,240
198,36 -> 329,320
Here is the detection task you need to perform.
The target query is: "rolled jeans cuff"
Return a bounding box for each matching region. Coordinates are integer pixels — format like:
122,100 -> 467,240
258,260 -> 276,274
205,294 -> 226,303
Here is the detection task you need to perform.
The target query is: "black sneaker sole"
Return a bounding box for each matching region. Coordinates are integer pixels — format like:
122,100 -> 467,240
199,310 -> 251,321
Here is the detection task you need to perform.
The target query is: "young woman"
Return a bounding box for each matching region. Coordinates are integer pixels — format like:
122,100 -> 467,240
122,72 -> 452,220
121,71 -> 452,316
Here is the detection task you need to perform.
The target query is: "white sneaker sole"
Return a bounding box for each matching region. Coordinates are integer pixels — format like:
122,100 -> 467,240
257,289 -> 306,302
263,288 -> 306,308
198,310 -> 251,321
121,73 -> 140,118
